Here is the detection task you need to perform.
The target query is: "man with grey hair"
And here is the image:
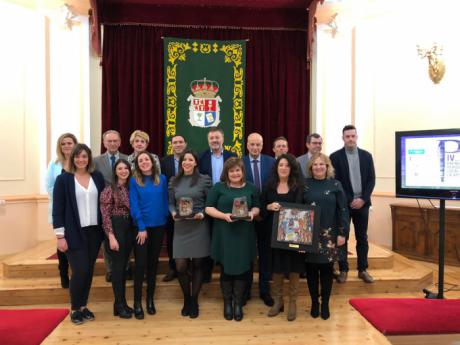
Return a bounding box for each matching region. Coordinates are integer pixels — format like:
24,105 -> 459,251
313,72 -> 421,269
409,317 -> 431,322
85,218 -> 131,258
94,129 -> 129,282
296,133 -> 323,177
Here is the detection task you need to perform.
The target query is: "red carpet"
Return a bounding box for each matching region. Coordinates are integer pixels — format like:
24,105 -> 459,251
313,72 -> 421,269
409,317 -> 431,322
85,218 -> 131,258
0,308 -> 68,345
350,298 -> 460,335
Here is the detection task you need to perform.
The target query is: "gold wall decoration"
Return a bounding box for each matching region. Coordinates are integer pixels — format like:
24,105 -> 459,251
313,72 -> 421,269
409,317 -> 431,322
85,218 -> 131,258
417,43 -> 446,84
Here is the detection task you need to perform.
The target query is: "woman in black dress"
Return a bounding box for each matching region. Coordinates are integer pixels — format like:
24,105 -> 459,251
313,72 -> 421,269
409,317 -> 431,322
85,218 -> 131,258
261,154 -> 304,321
303,153 -> 349,320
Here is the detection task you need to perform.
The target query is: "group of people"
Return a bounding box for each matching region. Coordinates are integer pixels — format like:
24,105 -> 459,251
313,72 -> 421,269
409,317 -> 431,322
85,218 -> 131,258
47,125 -> 375,325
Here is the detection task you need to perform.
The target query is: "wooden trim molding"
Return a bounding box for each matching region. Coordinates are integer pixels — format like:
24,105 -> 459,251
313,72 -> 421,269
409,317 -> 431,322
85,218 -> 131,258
1,194 -> 49,203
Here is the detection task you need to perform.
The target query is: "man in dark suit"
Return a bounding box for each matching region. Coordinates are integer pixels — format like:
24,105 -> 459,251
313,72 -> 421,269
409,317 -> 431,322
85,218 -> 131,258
296,133 -> 323,177
243,132 -> 276,306
199,127 -> 236,185
199,127 -> 237,282
94,130 -> 129,282
330,125 -> 376,284
160,134 -> 187,282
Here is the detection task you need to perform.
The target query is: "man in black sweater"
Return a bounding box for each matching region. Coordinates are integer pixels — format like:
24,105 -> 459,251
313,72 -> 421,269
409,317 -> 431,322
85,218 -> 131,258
330,125 -> 376,284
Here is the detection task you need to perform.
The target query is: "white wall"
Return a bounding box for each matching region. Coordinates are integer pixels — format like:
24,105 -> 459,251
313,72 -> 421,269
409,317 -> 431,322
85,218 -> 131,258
314,0 -> 460,247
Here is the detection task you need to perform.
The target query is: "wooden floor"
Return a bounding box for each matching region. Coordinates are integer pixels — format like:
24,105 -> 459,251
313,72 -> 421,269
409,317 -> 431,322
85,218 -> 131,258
1,240 -> 460,345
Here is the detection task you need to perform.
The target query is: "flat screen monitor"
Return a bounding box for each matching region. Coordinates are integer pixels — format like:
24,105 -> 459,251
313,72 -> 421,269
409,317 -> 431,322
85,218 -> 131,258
395,128 -> 460,200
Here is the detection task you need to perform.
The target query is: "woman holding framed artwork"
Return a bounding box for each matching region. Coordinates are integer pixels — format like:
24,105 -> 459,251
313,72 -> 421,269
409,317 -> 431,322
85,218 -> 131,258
205,157 -> 260,322
303,153 -> 349,320
168,149 -> 211,319
261,154 -> 305,321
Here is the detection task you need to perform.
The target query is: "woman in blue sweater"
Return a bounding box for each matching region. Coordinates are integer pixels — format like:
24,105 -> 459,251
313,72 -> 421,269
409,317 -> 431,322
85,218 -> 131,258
129,151 -> 169,319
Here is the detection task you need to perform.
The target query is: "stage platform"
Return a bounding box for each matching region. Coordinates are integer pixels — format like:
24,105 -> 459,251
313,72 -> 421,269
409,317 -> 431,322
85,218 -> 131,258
0,238 -> 433,306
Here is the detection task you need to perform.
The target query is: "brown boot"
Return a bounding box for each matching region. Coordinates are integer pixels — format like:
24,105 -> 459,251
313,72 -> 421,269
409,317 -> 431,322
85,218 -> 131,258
287,273 -> 299,321
267,273 -> 284,317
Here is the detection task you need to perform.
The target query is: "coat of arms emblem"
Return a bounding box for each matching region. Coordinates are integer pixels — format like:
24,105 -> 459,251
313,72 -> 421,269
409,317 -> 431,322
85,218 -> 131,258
187,78 -> 221,128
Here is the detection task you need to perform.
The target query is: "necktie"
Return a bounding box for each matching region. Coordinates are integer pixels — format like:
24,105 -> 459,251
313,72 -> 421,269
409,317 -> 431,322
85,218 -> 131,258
110,155 -> 116,168
253,159 -> 261,191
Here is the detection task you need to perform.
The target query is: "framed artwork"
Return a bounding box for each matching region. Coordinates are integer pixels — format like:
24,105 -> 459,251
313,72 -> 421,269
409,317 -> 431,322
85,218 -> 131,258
230,196 -> 250,220
271,202 -> 320,253
175,197 -> 196,219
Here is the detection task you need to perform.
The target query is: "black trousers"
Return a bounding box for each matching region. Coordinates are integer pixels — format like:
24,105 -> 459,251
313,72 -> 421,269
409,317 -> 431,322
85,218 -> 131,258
66,225 -> 104,310
57,248 -> 69,275
133,226 -> 165,301
247,221 -> 271,296
338,205 -> 370,272
165,216 -> 176,272
105,216 -> 135,305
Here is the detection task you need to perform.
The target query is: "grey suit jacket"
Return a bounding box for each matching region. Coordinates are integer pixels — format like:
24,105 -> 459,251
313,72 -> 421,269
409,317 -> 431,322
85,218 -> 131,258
296,153 -> 311,178
94,151 -> 129,186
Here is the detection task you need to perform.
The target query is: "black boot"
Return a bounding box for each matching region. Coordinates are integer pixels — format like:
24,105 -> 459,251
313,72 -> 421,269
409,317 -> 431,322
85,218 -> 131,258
146,296 -> 156,315
133,301 -> 144,320
189,296 -> 199,319
233,280 -> 246,322
122,297 -> 134,314
113,303 -> 132,319
306,263 -> 320,318
220,280 -> 233,320
320,301 -> 330,320
319,263 -> 333,320
181,295 -> 190,317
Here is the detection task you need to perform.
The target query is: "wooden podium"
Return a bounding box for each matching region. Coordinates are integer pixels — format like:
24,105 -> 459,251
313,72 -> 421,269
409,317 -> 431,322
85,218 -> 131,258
391,203 -> 460,267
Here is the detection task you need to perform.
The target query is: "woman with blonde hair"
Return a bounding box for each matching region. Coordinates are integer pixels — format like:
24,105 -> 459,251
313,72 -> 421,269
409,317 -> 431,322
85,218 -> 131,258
129,151 -> 168,319
46,132 -> 78,288
303,153 -> 349,320
127,130 -> 161,173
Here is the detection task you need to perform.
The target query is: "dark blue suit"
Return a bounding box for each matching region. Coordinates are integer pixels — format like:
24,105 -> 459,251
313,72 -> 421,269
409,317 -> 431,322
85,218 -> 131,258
199,149 -> 237,180
330,147 -> 376,272
243,154 -> 275,298
243,154 -> 275,190
160,155 -> 178,273
53,170 -> 105,310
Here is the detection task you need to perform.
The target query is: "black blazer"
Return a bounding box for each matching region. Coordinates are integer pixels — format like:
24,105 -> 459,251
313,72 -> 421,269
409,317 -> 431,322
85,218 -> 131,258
160,155 -> 177,183
198,149 -> 237,178
52,171 -> 105,250
329,147 -> 375,206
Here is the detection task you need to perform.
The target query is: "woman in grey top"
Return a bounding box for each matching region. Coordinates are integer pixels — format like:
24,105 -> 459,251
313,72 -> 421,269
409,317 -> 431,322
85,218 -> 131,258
168,149 -> 211,319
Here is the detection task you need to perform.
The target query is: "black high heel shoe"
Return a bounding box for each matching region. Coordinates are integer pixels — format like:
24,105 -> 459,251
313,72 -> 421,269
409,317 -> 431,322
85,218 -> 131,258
146,297 -> 156,315
113,303 -> 132,319
133,301 -> 144,320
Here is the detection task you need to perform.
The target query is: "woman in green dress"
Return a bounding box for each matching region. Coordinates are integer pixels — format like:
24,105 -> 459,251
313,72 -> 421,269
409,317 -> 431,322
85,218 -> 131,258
205,157 -> 260,322
303,153 -> 349,320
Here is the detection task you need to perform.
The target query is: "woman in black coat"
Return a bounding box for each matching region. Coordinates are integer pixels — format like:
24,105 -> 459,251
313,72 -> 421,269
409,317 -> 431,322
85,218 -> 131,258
53,144 -> 105,325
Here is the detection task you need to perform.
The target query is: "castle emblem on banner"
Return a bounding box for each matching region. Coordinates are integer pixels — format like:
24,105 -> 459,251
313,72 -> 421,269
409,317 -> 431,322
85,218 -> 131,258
187,78 -> 222,128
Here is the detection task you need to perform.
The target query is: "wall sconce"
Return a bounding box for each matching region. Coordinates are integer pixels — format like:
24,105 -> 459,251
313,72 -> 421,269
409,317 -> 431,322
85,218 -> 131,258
416,43 -> 446,84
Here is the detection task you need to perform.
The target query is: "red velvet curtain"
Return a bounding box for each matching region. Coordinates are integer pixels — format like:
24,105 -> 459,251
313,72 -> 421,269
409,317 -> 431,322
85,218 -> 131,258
102,25 -> 309,156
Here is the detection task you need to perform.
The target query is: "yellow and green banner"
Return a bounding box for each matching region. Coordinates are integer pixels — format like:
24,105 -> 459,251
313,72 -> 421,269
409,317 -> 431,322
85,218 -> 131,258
164,37 -> 246,156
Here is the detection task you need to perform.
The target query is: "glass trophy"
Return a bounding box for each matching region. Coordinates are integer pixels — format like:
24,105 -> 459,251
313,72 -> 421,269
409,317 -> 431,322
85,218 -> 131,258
176,197 -> 195,219
230,196 -> 250,220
